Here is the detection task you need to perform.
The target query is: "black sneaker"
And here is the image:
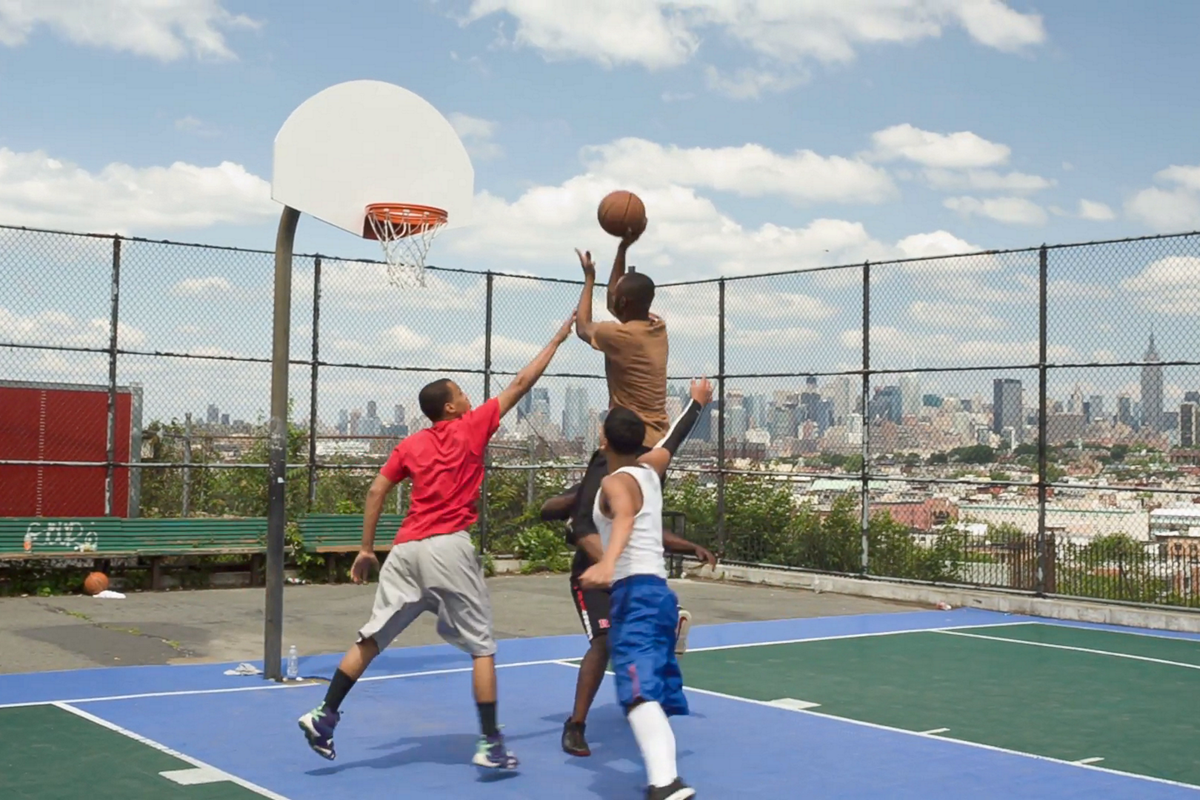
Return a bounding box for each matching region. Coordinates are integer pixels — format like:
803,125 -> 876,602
647,777 -> 695,800
562,718 -> 591,756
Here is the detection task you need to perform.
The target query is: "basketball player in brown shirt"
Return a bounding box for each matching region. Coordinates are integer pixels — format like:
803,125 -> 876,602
544,231 -> 715,758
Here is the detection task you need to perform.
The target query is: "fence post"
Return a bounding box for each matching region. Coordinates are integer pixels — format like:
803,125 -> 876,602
480,272 -> 494,555
860,261 -> 871,574
182,412 -> 192,517
307,256 -> 322,511
105,235 -> 122,516
716,278 -> 727,555
1036,245 -> 1049,596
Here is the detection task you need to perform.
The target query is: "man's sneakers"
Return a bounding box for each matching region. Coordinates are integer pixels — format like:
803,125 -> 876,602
562,718 -> 591,756
675,608 -> 692,654
648,777 -> 696,800
473,732 -> 520,770
298,704 -> 340,760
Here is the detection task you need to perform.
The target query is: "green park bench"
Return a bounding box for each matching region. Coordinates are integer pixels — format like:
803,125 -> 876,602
296,514 -> 404,582
0,516 -> 269,589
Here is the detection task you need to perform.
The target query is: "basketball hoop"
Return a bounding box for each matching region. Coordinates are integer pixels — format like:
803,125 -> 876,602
363,203 -> 448,288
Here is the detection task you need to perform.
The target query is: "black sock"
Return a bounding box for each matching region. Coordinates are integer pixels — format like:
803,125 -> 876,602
477,701 -> 498,737
323,669 -> 356,713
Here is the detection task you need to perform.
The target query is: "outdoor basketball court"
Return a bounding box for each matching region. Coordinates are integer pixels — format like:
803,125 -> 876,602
3,608 -> 1199,799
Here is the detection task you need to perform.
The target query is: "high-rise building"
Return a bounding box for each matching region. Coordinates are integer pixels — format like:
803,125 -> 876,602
220,413 -> 229,426
1185,391 -> 1200,405
367,400 -> 377,419
899,375 -> 922,418
562,384 -> 588,441
827,376 -> 855,424
1181,403 -> 1198,447
993,379 -> 1023,443
1087,395 -> 1104,424
206,404 -> 219,424
726,390 -> 747,440
1141,334 -> 1164,432
393,405 -> 405,426
337,409 -> 349,435
1118,395 -> 1134,429
870,386 -> 902,424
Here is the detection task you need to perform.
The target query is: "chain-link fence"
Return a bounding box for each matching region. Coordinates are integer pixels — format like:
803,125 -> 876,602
4,223 -> 1200,608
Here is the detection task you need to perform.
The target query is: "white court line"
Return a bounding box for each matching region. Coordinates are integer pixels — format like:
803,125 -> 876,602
549,662 -> 1200,793
160,766 -> 230,786
935,630 -> 1200,671
0,657 -> 572,710
51,702 -> 289,800
672,620 -> 1039,656
1076,757 -> 1106,765
920,728 -> 951,735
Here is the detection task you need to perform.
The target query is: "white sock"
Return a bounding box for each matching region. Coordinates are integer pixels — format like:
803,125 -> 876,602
627,701 -> 677,787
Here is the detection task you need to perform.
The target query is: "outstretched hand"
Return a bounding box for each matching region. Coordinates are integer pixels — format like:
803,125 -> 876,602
690,377 -> 713,406
576,248 -> 596,279
620,225 -> 643,248
554,311 -> 577,344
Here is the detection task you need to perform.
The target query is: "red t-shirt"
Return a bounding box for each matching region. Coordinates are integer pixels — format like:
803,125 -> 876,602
380,398 -> 500,544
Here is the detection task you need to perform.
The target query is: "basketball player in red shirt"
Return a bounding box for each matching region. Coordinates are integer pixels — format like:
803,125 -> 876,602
299,312 -> 576,771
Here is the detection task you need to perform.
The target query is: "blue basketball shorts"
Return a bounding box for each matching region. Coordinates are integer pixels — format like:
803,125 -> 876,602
609,574 -> 688,717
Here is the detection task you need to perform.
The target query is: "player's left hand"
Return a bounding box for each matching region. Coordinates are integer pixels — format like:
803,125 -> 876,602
579,561 -> 613,589
693,544 -> 717,569
690,377 -> 713,406
576,248 -> 596,279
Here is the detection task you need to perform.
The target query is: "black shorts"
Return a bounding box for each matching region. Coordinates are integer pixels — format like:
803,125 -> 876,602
567,447 -> 655,539
569,548 -> 611,641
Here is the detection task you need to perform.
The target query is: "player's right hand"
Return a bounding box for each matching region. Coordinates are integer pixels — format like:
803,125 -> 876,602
350,550 -> 379,584
575,248 -> 596,279
690,377 -> 713,406
554,311 -> 577,344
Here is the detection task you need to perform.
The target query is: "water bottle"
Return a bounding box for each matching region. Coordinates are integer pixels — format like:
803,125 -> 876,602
286,645 -> 299,681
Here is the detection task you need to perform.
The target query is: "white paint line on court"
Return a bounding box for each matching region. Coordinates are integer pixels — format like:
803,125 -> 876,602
935,630 -> 1200,671
649,683 -> 1200,794
160,766 -> 230,786
767,698 -> 821,711
920,728 -> 951,735
51,702 -> 289,799
1075,757 -> 1105,765
675,620 -> 1041,656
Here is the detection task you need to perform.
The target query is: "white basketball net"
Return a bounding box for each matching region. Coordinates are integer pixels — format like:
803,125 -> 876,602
364,206 -> 447,289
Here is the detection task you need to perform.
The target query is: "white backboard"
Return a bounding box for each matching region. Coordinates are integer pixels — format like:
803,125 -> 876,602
272,80 -> 474,236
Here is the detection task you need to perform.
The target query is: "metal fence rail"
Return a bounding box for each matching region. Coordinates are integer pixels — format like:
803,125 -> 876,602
3,222 -> 1200,609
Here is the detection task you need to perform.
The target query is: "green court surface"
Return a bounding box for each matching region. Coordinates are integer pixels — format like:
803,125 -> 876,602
679,622 -> 1200,788
0,704 -> 264,800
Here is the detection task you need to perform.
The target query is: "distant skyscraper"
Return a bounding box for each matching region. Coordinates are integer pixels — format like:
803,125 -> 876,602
562,384 -> 588,441
726,391 -> 747,440
1185,391 -> 1200,405
393,404 -> 405,425
827,376 -> 855,424
1141,334 -> 1163,432
206,404 -> 219,424
870,386 -> 902,424
1181,403 -> 1198,448
1118,395 -> 1134,429
1087,395 -> 1104,424
338,409 -> 349,435
220,413 -> 229,426
993,379 -> 1023,443
367,400 -> 377,419
899,375 -> 922,418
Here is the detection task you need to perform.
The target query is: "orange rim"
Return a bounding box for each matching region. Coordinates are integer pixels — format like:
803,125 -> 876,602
364,203 -> 448,239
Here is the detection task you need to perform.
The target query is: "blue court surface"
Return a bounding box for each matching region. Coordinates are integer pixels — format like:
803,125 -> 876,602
3,608 -> 1200,799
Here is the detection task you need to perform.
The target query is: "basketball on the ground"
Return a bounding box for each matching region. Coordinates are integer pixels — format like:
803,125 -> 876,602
598,190 -> 647,238
84,572 -> 109,595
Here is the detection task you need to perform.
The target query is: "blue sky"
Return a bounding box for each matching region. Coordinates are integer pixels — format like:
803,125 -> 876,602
2,1 -> 1200,426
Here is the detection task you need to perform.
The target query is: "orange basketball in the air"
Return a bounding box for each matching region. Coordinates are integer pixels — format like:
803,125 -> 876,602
84,572 -> 109,595
598,190 -> 647,238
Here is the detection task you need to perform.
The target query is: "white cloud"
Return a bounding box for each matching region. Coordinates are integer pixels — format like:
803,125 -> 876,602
842,325 -> 1073,366
923,168 -> 1052,193
172,276 -> 233,296
894,230 -> 981,259
0,147 -> 275,234
463,1 -> 1045,82
869,124 -> 1010,169
448,112 -> 503,160
1126,165 -> 1200,232
909,301 -> 1003,330
0,307 -> 146,348
0,0 -> 259,61
1120,256 -> 1200,316
944,195 -> 1047,225
175,115 -> 220,137
703,66 -> 805,99
1076,199 -> 1115,221
438,334 -> 540,365
583,137 -> 896,204
729,326 -> 819,347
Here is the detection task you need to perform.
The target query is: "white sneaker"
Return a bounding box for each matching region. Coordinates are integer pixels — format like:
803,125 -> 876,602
675,609 -> 692,654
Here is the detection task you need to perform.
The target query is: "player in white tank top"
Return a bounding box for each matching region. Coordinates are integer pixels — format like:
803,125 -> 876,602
592,464 -> 667,582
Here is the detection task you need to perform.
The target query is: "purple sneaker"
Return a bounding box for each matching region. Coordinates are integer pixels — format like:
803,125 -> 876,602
472,732 -> 519,770
298,704 -> 340,760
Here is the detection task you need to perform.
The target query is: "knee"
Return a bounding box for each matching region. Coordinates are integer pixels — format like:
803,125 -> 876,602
588,635 -> 609,656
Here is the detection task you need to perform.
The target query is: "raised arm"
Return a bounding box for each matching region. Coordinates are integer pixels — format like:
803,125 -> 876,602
639,377 -> 714,476
574,248 -> 598,344
606,229 -> 640,315
497,312 -> 575,418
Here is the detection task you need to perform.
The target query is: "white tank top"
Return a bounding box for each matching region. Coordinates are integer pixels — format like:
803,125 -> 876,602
592,464 -> 666,582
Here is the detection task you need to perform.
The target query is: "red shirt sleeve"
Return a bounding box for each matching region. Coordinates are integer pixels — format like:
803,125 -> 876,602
379,440 -> 410,483
463,397 -> 501,452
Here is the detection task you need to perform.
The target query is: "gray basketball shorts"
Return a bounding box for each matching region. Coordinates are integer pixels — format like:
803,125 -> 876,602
357,531 -> 496,657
